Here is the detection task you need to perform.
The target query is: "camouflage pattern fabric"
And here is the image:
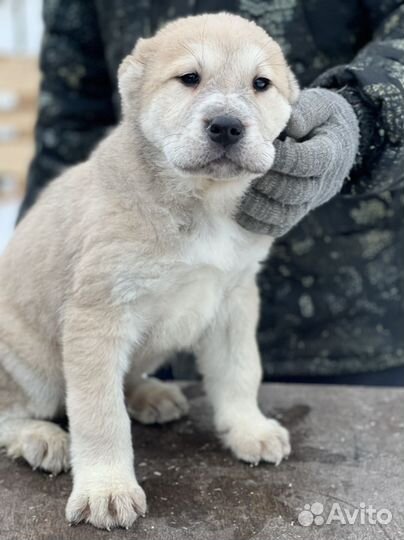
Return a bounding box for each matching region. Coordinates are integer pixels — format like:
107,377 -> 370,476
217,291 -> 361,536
18,0 -> 404,377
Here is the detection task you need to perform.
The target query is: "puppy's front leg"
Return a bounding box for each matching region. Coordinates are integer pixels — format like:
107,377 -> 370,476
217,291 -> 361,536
63,305 -> 146,530
196,280 -> 290,465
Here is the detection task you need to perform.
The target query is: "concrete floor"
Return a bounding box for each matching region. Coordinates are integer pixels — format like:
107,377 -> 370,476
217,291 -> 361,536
0,383 -> 403,540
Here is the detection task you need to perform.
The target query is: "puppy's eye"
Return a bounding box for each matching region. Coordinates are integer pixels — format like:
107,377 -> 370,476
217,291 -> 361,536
253,77 -> 272,92
178,72 -> 200,87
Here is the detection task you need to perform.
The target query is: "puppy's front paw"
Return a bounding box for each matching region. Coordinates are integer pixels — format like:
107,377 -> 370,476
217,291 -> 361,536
66,478 -> 147,530
221,416 -> 290,466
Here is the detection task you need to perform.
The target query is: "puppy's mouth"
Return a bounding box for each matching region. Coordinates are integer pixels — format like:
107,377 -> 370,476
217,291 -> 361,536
176,155 -> 257,180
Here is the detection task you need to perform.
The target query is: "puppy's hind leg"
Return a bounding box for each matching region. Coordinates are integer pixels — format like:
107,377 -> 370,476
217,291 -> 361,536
0,360 -> 69,475
126,374 -> 189,425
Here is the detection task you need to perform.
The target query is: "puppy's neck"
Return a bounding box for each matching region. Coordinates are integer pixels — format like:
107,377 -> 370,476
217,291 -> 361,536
94,122 -> 252,223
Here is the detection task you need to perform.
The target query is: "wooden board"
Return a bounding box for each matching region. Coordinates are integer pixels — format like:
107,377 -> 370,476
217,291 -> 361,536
0,138 -> 34,200
0,109 -> 36,138
0,55 -> 40,106
0,55 -> 39,202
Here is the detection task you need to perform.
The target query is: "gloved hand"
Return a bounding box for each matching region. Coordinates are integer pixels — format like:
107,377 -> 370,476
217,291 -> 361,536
236,88 -> 360,237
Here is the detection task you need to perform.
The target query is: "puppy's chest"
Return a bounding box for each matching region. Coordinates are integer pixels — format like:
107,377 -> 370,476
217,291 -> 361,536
145,266 -> 223,351
140,220 -> 271,352
181,215 -> 270,270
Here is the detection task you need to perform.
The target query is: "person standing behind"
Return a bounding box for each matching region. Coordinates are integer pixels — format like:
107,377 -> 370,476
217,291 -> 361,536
18,0 -> 404,385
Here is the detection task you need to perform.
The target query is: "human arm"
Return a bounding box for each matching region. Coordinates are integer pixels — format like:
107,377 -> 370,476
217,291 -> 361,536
237,2 -> 404,236
18,0 -> 117,221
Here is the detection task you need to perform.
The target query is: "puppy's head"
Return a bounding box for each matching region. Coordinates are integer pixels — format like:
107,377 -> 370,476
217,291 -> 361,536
119,13 -> 299,183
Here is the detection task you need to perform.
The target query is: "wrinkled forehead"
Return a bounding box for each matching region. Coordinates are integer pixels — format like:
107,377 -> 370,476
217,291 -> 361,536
150,34 -> 285,83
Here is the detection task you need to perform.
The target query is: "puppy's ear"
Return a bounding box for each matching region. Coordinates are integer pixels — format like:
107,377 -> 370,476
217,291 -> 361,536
118,37 -> 155,103
287,69 -> 300,104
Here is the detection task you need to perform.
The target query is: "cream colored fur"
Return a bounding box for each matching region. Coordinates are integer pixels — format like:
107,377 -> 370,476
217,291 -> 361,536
0,13 -> 299,530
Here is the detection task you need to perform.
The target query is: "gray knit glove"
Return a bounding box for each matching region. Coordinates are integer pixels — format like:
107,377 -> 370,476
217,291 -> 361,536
237,88 -> 360,237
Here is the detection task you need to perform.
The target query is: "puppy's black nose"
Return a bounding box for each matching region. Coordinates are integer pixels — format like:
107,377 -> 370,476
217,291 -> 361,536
207,116 -> 244,146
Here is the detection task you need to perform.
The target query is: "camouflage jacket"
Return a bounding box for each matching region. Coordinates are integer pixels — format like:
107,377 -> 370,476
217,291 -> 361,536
19,0 -> 404,377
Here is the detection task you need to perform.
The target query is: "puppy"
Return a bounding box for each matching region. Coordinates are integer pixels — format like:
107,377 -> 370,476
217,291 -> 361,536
0,13 -> 299,530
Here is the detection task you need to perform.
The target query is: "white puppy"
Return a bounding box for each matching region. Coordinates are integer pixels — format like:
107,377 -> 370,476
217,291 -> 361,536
0,13 -> 299,530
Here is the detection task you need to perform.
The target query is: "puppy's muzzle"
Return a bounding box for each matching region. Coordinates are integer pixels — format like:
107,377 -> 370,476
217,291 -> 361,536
206,116 -> 244,147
